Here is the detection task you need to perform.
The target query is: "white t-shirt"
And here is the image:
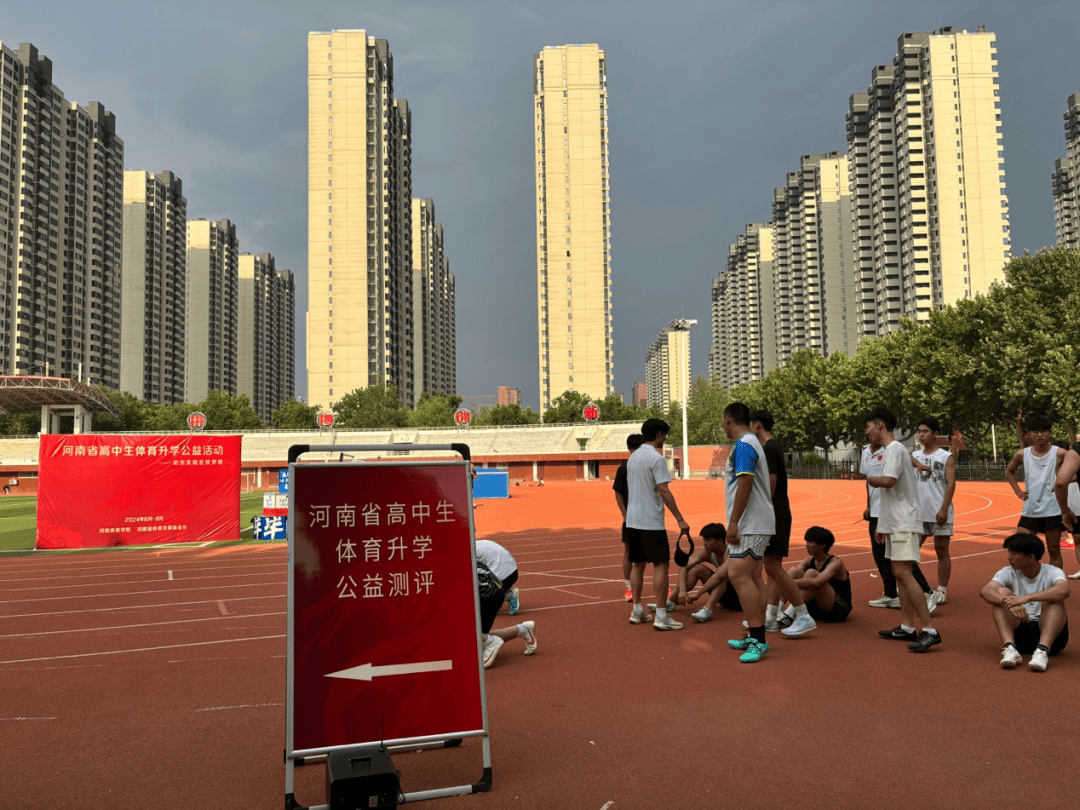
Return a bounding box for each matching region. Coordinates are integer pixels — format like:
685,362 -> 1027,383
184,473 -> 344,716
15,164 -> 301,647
625,444 -> 672,531
475,540 -> 517,580
912,446 -> 953,524
1068,482 -> 1080,516
1022,447 -> 1061,518
992,563 -> 1066,622
877,440 -> 921,534
724,431 -> 775,536
861,445 -> 884,518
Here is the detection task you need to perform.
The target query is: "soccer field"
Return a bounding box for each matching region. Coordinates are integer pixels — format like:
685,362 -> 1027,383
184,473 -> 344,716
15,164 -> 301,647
0,491 -> 268,553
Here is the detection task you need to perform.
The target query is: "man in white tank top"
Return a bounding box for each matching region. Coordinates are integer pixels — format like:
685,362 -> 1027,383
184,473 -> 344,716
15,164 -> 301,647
1006,415 -> 1067,569
1053,440 -> 1080,579
913,418 -> 956,606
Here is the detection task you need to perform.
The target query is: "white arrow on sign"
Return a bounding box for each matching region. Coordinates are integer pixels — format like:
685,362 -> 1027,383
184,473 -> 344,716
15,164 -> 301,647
325,660 -> 453,681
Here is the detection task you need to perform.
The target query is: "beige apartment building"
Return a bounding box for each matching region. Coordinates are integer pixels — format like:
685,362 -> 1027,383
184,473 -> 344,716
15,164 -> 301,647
307,30 -> 414,410
0,42 -> 123,386
1052,94 -> 1080,249
534,44 -> 613,412
121,170 -> 186,403
238,252 -> 295,423
185,218 -> 238,402
645,326 -> 690,410
411,197 -> 456,402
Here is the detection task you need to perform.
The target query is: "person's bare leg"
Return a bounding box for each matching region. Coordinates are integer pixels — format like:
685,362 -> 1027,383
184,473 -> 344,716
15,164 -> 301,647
653,561 -> 670,607
630,562 -> 646,607
728,556 -> 764,633
1039,601 -> 1067,647
991,603 -> 1021,646
934,536 -> 952,588
1046,529 -> 1064,570
893,561 -> 931,633
764,556 -> 805,606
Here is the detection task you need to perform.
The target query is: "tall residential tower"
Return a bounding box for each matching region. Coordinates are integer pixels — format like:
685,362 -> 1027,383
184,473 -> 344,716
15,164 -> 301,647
185,218 -> 239,402
1052,93 -> 1080,249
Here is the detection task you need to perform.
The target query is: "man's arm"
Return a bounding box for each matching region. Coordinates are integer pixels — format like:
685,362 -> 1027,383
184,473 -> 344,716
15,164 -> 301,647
1005,450 -> 1026,500
614,491 -> 627,520
865,474 -> 897,490
726,474 -> 754,543
1055,448 -> 1080,531
798,556 -> 840,588
655,482 -> 689,534
980,580 -> 1029,622
937,452 -> 957,525
1002,578 -> 1071,607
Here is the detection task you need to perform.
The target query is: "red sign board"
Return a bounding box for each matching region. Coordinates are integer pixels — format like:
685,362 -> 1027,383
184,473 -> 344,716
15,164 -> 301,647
187,411 -> 207,430
454,408 -> 472,425
289,462 -> 482,753
583,403 -> 600,422
36,435 -> 241,548
317,411 -> 335,428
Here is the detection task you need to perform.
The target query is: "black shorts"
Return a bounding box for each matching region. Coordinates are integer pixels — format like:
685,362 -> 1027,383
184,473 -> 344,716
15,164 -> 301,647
1014,619 -> 1069,656
1018,515 -> 1065,535
479,570 -> 518,634
806,594 -> 852,623
621,523 -> 630,543
764,513 -> 792,558
625,527 -> 670,564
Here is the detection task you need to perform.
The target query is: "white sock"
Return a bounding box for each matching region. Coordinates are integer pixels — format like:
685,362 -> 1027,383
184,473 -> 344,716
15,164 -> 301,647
924,627 -> 938,636
784,604 -> 797,618
516,624 -> 527,637
794,603 -> 809,617
765,604 -> 779,621
937,586 -> 947,595
901,625 -> 916,634
656,608 -> 667,619
624,579 -> 632,590
632,604 -> 643,615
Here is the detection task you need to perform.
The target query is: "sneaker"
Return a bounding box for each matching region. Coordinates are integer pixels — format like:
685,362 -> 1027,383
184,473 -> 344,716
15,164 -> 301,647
777,614 -> 794,629
879,626 -> 918,641
1000,645 -> 1022,669
739,640 -> 769,663
907,630 -> 942,653
653,614 -> 683,631
781,614 -> 817,638
628,609 -> 654,625
742,619 -> 780,633
691,607 -> 713,623
925,592 -> 938,614
868,594 -> 901,609
1068,571 -> 1080,581
1029,647 -> 1049,672
624,587 -> 634,601
508,587 -> 520,616
482,635 -> 504,669
728,636 -> 757,650
933,590 -> 947,606
520,621 -> 537,655
647,601 -> 677,612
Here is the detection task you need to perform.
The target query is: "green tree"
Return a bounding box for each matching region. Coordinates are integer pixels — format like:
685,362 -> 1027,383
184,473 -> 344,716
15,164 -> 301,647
141,402 -> 193,431
542,390 -> 592,424
408,392 -> 462,428
272,398 -> 321,429
0,412 -> 40,436
195,391 -> 264,431
90,389 -> 147,432
474,403 -> 541,426
334,385 -> 408,429
686,376 -> 730,445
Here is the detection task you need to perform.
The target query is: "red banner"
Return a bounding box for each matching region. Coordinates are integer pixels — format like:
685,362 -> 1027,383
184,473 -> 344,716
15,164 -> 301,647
36,435 -> 241,549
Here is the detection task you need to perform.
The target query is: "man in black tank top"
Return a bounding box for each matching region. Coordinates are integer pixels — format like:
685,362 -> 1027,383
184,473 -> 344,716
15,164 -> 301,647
779,526 -> 852,624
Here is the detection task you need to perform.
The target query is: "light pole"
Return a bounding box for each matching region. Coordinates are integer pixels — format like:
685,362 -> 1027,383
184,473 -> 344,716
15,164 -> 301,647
669,318 -> 697,480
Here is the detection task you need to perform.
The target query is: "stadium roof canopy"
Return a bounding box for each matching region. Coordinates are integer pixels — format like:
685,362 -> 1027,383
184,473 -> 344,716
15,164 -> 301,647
0,376 -> 119,417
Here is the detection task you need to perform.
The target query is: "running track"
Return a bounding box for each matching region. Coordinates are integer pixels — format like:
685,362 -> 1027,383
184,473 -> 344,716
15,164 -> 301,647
1,480 -> 1077,810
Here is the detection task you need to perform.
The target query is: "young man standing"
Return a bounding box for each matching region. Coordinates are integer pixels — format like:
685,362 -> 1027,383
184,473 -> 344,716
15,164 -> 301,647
864,407 -> 940,653
613,433 -> 645,601
1053,441 -> 1080,579
979,533 -> 1070,671
625,418 -> 690,631
1006,416 -> 1067,569
913,417 -> 957,606
722,403 -> 776,663
749,410 -> 816,637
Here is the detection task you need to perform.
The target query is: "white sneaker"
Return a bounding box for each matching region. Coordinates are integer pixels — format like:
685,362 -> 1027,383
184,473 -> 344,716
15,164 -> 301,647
934,590 -> 947,606
742,619 -> 780,633
691,607 -> 713,623
628,609 -> 654,624
1068,571 -> 1080,580
483,635 -> 504,669
1029,647 -> 1049,672
653,614 -> 683,631
1000,645 -> 1022,669
868,594 -> 901,609
647,601 -> 677,611
781,614 -> 818,637
925,592 -> 938,614
520,621 -> 537,655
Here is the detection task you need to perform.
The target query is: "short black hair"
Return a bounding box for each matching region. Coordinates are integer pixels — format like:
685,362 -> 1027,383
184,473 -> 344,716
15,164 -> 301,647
1003,532 -> 1044,560
805,525 -> 835,551
749,410 -> 774,432
1054,440 -> 1070,450
626,433 -> 645,451
866,407 -> 897,432
700,522 -> 727,541
918,417 -> 940,434
724,402 -> 751,426
641,418 -> 670,441
1026,415 -> 1052,433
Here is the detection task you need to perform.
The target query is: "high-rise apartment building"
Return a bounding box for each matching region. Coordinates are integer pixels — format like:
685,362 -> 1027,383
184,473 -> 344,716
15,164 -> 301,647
238,252 -> 296,423
631,381 -> 646,408
185,218 -> 238,402
411,197 -> 456,403
307,30 -> 414,409
0,43 -> 123,385
1052,94 -> 1080,249
534,44 -> 613,411
497,386 -> 522,406
645,326 -> 690,410
121,170 -> 186,403
848,27 -> 1009,332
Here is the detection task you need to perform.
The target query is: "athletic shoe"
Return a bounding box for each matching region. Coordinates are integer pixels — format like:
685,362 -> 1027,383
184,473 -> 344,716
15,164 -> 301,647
925,592 -> 938,614
907,631 -> 942,653
482,635 -> 504,669
624,587 -> 634,601
742,619 -> 780,633
507,587 -> 520,616
1029,647 -> 1049,672
628,609 -> 654,624
1000,645 -> 1022,669
728,636 -> 756,650
934,590 -> 947,606
1069,571 -> 1080,581
781,614 -> 817,638
776,614 -> 794,629
520,621 -> 537,655
691,607 -> 713,623
653,614 -> 683,631
647,601 -> 677,612
739,640 -> 769,663
868,594 -> 901,609
879,626 -> 918,641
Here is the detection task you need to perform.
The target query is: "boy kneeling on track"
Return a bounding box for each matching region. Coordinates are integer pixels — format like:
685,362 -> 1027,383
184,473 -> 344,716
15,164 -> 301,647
670,522 -> 742,623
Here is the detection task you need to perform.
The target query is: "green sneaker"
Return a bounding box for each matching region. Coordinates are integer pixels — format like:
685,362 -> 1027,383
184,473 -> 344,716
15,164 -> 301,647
739,640 -> 769,663
727,636 -> 755,650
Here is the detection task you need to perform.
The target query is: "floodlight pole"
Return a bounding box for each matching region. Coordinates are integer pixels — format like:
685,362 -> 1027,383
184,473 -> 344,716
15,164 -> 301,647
669,318 -> 697,480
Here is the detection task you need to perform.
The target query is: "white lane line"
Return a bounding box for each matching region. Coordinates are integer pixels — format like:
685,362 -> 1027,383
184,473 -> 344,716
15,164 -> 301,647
3,570 -> 283,595
0,717 -> 58,721
0,612 -> 284,640
0,560 -> 288,583
0,594 -> 285,621
550,586 -> 600,600
168,656 -> 251,664
527,598 -> 626,612
0,634 -> 285,666
0,581 -> 287,606
191,703 -> 282,712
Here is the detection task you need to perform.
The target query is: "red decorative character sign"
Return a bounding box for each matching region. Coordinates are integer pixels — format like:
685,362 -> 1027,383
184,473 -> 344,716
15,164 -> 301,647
187,411 -> 207,430
454,408 -> 472,425
317,411 -> 335,428
583,403 -> 600,423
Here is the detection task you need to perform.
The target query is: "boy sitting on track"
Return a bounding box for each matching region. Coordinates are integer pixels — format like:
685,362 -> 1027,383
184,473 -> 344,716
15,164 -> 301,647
670,522 -> 742,623
778,526 -> 852,627
476,539 -> 537,669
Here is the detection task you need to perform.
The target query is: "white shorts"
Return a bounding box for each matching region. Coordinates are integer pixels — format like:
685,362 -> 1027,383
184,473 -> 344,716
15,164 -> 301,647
727,533 -> 770,560
885,532 -> 922,563
921,522 -> 953,537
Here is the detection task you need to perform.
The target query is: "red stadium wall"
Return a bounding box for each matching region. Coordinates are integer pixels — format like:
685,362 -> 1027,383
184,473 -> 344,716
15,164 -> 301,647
36,435 -> 241,549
